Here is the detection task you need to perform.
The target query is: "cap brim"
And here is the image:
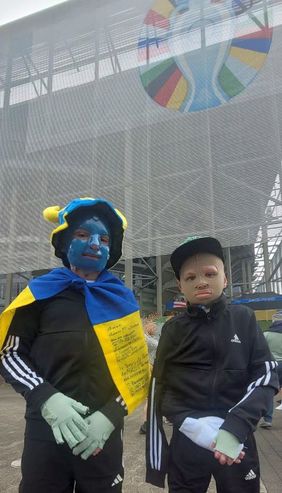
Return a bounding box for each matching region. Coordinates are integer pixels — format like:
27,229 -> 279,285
170,237 -> 224,279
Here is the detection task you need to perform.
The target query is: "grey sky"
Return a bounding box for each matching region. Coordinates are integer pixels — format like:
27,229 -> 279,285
0,0 -> 69,27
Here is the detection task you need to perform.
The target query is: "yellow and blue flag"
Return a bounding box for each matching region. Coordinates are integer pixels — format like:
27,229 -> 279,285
0,268 -> 150,413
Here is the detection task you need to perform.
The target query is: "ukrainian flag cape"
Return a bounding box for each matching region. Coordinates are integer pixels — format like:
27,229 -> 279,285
0,268 -> 150,414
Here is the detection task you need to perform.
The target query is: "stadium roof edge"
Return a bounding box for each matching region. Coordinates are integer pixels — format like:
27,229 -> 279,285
0,0 -> 119,33
0,0 -> 77,33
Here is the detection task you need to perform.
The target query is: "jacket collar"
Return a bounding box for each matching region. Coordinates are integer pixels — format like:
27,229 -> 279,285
186,293 -> 226,319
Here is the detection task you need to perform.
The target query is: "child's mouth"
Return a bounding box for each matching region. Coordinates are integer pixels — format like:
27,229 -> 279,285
195,291 -> 212,297
83,253 -> 101,259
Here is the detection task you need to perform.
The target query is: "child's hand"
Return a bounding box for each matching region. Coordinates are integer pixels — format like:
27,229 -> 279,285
179,416 -> 224,451
211,429 -> 245,466
211,445 -> 245,466
72,411 -> 114,460
145,321 -> 156,336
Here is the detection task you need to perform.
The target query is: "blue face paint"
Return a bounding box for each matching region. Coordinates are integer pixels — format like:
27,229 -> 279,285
66,217 -> 110,273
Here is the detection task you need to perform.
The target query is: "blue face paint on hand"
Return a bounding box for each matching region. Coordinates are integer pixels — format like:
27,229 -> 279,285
66,217 -> 110,273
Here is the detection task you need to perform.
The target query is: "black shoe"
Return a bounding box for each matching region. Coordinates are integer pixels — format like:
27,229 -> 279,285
139,421 -> 147,434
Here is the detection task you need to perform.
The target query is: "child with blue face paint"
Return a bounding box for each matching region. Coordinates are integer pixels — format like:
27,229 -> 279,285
0,197 -> 150,493
67,217 -> 111,276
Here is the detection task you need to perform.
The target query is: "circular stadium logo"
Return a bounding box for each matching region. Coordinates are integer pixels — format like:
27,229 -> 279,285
138,0 -> 273,112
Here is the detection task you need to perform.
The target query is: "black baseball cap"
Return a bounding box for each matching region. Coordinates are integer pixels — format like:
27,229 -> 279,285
170,236 -> 224,279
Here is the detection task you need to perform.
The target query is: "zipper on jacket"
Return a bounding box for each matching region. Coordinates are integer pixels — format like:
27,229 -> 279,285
81,329 -> 89,401
210,320 -> 219,409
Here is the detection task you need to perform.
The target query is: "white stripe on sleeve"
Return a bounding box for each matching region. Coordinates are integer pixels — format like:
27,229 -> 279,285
1,335 -> 43,390
149,377 -> 162,471
229,360 -> 277,412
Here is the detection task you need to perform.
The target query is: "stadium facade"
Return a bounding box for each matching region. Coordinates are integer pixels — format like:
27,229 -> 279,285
0,0 -> 282,315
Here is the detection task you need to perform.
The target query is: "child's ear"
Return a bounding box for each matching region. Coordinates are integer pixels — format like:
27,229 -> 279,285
177,280 -> 182,292
223,275 -> 228,289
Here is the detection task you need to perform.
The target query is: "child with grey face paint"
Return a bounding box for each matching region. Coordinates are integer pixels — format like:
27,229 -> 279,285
146,237 -> 279,493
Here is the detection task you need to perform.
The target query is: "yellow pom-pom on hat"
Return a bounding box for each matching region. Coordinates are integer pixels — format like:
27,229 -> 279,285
43,205 -> 61,223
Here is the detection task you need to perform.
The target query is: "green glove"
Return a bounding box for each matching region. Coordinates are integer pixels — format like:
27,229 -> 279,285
41,392 -> 89,449
213,429 -> 244,459
72,411 -> 115,460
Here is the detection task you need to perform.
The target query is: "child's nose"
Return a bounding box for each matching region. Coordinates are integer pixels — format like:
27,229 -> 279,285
89,234 -> 100,249
196,277 -> 208,288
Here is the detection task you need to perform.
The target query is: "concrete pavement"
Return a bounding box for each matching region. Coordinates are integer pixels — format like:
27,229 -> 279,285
0,384 -> 278,492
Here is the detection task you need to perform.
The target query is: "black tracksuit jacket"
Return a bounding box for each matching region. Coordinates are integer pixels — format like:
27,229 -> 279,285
0,288 -> 126,441
146,296 -> 279,487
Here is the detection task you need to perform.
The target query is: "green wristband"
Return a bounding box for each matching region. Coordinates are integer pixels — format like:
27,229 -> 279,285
214,429 -> 243,459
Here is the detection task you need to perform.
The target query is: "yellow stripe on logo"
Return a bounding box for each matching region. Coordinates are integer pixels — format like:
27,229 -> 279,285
154,0 -> 174,18
167,76 -> 188,110
230,47 -> 266,70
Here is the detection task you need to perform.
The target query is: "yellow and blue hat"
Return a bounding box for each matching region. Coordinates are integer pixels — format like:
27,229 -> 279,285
43,197 -> 127,269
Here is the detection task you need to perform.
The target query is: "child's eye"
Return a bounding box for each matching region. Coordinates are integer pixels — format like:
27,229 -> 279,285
101,235 -> 109,244
74,230 -> 89,239
206,272 -> 216,277
186,276 -> 195,281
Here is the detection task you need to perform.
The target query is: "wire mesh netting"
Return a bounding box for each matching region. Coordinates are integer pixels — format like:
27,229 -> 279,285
0,0 -> 281,273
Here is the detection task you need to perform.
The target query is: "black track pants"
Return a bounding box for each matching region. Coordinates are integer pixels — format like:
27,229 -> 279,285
168,428 -> 260,493
19,428 -> 123,493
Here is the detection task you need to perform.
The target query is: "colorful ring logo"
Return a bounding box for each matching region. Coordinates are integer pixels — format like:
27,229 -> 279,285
138,0 -> 273,112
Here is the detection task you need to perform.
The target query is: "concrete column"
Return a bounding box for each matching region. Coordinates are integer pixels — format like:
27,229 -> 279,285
225,247 -> 233,299
262,224 -> 271,292
124,258 -> 133,290
138,289 -> 143,314
247,260 -> 253,293
262,241 -> 271,292
241,260 -> 247,293
4,273 -> 13,308
156,256 -> 163,316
